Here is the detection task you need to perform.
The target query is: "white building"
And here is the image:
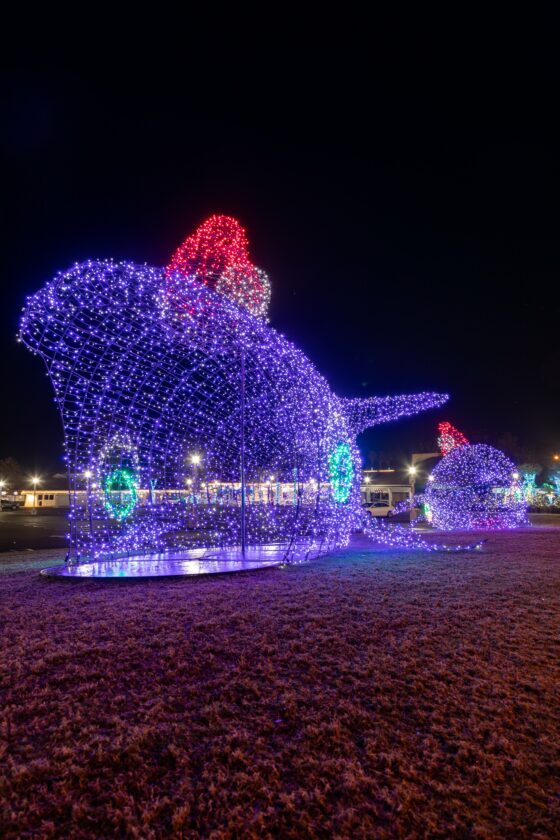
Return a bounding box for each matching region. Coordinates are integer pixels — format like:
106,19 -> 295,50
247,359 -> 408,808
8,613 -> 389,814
20,489 -> 72,508
361,469 -> 413,506
17,468 -> 431,510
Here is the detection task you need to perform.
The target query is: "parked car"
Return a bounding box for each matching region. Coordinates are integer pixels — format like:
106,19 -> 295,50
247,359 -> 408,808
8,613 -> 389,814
1,499 -> 20,511
367,501 -> 395,518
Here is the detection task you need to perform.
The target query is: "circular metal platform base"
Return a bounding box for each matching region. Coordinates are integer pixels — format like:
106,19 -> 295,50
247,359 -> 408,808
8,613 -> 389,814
40,544 -> 289,579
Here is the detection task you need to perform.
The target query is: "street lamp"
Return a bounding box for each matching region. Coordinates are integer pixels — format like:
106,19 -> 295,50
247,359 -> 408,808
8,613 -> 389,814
190,454 -> 202,502
268,475 -> 276,504
188,454 -> 202,508
84,470 -> 93,536
31,476 -> 40,515
408,466 -> 417,522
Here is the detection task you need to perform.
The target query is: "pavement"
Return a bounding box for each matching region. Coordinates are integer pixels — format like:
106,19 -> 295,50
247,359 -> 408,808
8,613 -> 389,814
0,509 -> 69,552
0,509 -> 559,554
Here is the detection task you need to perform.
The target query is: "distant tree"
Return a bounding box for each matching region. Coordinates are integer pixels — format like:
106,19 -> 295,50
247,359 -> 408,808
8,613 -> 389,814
366,450 -> 379,468
495,432 -> 524,462
519,462 -> 542,479
550,470 -> 560,497
0,457 -> 26,491
366,450 -> 403,469
487,434 -> 545,464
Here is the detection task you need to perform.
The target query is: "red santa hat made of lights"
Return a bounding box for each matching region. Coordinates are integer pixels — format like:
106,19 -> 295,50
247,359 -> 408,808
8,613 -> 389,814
437,421 -> 469,456
166,214 -> 271,319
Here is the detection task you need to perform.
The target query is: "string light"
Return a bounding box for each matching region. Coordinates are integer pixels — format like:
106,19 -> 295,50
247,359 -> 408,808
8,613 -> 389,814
437,421 -> 468,455
424,443 -> 528,530
328,442 -> 354,504
364,516 -> 484,552
20,215 -> 450,562
103,468 -> 138,521
166,215 -> 271,318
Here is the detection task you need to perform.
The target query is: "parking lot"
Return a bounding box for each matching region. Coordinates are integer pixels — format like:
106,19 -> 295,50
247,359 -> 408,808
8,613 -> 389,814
1,507 -> 558,554
0,509 -> 69,551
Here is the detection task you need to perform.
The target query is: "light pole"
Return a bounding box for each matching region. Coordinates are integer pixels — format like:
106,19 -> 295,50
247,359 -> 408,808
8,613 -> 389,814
363,474 -> 371,506
190,454 -> 201,501
240,348 -> 247,558
31,476 -> 40,515
408,466 -> 417,522
84,470 -> 93,537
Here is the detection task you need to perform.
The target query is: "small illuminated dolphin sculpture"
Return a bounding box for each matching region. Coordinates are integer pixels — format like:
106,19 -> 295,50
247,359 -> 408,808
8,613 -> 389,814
424,422 -> 528,530
20,215 -> 447,562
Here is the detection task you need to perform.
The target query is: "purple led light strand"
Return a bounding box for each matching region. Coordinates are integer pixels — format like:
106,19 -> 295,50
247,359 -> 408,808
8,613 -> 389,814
19,217 -> 450,563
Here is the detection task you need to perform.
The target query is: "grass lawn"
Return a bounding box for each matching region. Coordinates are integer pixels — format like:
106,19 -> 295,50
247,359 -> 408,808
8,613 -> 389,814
1,529 -> 559,838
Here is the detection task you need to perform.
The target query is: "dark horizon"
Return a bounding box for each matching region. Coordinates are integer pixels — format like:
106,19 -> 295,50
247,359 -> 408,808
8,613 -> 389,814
2,64 -> 559,477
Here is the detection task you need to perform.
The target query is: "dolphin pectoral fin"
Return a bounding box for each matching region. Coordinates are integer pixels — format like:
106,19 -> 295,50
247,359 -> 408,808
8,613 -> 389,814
342,392 -> 449,435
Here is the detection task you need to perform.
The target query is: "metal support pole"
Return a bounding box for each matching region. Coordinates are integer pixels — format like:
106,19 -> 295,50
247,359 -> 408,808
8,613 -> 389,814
87,476 -> 93,538
240,348 -> 246,558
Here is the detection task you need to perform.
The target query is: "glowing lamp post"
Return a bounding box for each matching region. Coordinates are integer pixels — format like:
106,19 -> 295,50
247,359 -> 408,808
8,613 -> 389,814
31,476 -> 40,515
408,466 -> 417,521
84,470 -> 93,536
190,454 -> 202,502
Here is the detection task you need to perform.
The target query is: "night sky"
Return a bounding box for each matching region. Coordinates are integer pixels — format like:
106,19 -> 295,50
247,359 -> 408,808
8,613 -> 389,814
2,61 -> 559,476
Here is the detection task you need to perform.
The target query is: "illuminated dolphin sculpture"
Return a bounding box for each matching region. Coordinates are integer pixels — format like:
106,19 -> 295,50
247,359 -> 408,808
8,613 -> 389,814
20,215 -> 447,562
424,422 -> 528,530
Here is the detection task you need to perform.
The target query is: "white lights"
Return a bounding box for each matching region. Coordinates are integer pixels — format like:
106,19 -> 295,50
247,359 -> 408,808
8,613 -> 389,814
424,444 -> 528,530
